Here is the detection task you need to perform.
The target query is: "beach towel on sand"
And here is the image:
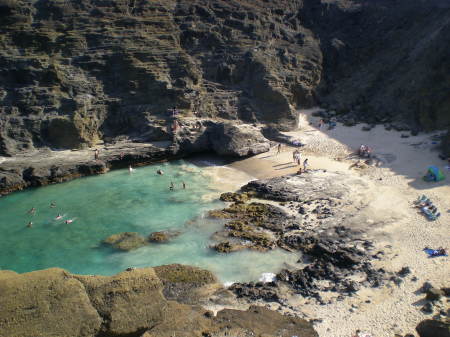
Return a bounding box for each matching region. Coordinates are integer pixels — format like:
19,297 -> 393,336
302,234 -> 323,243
424,248 -> 448,258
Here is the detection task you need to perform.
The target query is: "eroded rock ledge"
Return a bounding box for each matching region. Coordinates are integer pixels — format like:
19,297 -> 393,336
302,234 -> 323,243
0,264 -> 318,337
0,120 -> 270,196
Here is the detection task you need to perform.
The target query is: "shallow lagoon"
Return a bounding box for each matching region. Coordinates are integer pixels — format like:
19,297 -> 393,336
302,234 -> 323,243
0,160 -> 298,283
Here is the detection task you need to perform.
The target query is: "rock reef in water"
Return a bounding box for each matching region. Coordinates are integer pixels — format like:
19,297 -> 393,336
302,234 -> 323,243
211,171 -> 389,303
103,232 -> 148,251
0,265 -> 318,337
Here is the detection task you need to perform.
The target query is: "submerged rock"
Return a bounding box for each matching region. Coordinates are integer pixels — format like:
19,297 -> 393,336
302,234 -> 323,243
103,232 -> 148,251
148,230 -> 180,243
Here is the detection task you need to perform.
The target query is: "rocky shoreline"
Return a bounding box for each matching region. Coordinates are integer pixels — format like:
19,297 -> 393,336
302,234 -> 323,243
0,264 -> 319,337
0,119 -> 270,196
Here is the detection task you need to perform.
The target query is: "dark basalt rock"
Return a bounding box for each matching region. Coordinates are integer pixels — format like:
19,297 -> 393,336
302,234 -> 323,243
416,319 -> 450,337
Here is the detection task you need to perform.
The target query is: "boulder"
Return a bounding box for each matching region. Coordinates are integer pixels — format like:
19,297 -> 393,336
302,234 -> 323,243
74,268 -> 166,336
103,232 -> 148,251
209,123 -> 270,157
148,230 -> 180,243
416,319 -> 450,337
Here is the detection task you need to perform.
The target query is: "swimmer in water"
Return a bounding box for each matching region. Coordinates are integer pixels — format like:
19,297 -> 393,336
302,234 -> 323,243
55,214 -> 63,220
169,181 -> 174,191
128,165 -> 134,173
27,207 -> 36,215
50,202 -> 56,208
27,222 -> 33,228
182,181 -> 186,189
157,169 -> 164,175
65,219 -> 74,224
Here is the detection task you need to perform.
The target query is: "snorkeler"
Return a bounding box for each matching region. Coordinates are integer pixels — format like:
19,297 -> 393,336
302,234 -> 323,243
50,202 -> 56,208
26,222 -> 33,228
65,219 -> 74,224
55,214 -> 63,220
27,207 -> 36,215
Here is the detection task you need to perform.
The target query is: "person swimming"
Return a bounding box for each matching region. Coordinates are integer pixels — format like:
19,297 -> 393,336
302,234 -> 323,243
27,207 -> 36,215
182,181 -> 186,189
55,214 -> 63,220
65,219 -> 74,224
169,181 -> 174,191
50,202 -> 56,208
128,165 -> 134,173
26,221 -> 33,228
157,169 -> 164,175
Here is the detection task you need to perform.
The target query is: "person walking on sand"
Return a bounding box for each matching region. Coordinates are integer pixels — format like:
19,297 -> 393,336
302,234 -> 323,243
277,143 -> 281,155
292,150 -> 298,163
303,158 -> 309,172
294,150 -> 301,166
94,149 -> 99,160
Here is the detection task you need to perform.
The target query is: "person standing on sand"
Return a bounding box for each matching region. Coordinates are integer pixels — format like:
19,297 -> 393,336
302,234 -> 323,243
292,150 -> 298,163
94,149 -> 99,160
277,143 -> 281,155
295,151 -> 302,166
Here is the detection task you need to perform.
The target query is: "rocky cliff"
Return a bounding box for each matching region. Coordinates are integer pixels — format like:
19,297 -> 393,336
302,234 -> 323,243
0,265 -> 318,337
0,0 -> 449,156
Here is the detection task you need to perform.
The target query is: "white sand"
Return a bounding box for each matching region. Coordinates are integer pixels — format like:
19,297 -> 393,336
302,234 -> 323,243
227,108 -> 450,337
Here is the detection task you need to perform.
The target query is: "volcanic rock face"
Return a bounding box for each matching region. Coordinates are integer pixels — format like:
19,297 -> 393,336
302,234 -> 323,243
0,265 -> 318,337
1,0 -> 448,156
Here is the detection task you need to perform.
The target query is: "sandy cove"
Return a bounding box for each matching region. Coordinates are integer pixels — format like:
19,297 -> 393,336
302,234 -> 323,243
226,109 -> 449,337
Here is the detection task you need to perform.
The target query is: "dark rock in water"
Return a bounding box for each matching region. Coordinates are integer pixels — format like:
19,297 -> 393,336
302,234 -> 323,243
148,230 -> 180,243
103,232 -> 148,251
416,319 -> 450,337
426,287 -> 444,301
212,241 -> 246,253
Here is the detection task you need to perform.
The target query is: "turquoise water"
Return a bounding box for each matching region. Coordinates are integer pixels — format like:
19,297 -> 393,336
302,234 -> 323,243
0,160 -> 299,283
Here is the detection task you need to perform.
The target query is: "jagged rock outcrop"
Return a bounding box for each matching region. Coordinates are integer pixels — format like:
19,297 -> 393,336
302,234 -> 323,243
1,0 -> 448,157
0,265 -> 318,337
0,119 -> 269,196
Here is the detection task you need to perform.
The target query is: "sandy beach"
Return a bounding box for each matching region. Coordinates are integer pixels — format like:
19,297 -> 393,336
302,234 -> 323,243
225,109 -> 450,337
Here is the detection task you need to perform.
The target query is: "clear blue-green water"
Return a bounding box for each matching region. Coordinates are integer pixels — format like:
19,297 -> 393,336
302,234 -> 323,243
0,160 -> 298,283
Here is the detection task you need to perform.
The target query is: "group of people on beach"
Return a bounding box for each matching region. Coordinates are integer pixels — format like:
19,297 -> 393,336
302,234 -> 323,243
293,149 -> 309,173
26,203 -> 75,228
